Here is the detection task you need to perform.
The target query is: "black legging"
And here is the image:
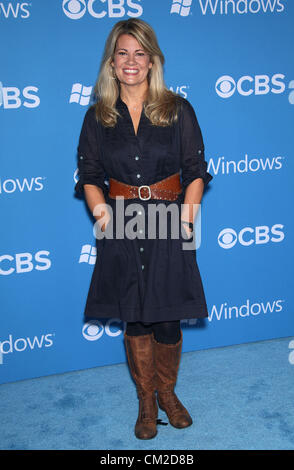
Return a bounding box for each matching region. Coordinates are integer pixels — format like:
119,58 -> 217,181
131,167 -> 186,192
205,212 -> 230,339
126,321 -> 181,344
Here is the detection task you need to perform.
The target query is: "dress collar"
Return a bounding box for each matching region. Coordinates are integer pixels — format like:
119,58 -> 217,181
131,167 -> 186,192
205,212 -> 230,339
115,94 -> 127,111
115,94 -> 147,114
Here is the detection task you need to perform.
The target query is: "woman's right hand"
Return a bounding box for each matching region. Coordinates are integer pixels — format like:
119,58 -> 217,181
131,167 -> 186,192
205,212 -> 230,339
100,212 -> 111,232
84,185 -> 111,233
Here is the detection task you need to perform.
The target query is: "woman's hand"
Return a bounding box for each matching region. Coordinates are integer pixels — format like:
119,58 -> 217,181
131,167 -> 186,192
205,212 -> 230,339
181,220 -> 193,239
84,185 -> 111,233
180,178 -> 203,240
100,212 -> 111,232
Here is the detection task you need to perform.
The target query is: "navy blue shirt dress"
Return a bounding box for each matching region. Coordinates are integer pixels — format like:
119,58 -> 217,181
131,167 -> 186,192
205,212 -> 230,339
75,95 -> 213,323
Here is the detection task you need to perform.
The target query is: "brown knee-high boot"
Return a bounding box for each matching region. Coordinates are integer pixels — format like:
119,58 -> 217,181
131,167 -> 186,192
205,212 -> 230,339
124,332 -> 158,439
152,330 -> 193,429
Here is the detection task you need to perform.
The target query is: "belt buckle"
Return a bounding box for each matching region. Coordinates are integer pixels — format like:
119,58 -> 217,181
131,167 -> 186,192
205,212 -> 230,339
138,185 -> 151,201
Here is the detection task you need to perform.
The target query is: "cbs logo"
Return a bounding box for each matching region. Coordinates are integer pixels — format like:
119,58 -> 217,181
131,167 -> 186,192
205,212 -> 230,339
0,82 -> 40,109
62,0 -> 143,20
82,319 -> 124,341
0,251 -> 51,275
215,74 -> 285,98
218,224 -> 284,249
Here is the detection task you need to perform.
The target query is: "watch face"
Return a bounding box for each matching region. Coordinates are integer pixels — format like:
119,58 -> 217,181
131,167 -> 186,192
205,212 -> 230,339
181,221 -> 193,230
180,221 -> 194,240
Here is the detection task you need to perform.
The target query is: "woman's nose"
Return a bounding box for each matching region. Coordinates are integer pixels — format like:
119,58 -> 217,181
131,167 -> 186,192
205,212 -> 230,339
125,54 -> 136,65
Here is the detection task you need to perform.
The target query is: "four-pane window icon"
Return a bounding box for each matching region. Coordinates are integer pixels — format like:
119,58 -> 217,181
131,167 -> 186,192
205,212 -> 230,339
69,83 -> 93,106
79,244 -> 97,264
170,0 -> 192,16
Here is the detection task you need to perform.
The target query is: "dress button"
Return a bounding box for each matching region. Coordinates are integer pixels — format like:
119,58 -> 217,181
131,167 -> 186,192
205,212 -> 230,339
137,174 -> 141,178
139,229 -> 143,234
138,211 -> 142,215
140,247 -> 144,252
79,156 -> 84,160
135,156 -> 139,160
141,265 -> 145,270
198,149 -> 202,154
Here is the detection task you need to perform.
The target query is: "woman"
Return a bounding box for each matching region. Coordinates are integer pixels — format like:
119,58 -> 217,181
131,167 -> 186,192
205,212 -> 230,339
75,18 -> 213,440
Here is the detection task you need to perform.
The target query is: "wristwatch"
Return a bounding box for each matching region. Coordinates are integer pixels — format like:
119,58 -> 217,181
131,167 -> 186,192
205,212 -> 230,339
181,220 -> 194,232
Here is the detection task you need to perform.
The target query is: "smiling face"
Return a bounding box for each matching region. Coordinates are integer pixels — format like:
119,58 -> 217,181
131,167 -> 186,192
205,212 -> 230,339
111,34 -> 152,89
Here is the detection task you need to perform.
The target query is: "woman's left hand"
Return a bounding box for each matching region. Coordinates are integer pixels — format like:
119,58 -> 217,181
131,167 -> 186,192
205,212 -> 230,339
181,221 -> 193,239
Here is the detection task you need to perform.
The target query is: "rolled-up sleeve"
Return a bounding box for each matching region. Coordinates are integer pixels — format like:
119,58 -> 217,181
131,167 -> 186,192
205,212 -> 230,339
179,99 -> 213,191
74,106 -> 108,196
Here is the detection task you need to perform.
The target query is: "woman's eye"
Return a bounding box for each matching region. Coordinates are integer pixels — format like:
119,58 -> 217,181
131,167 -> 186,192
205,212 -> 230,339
116,51 -> 146,57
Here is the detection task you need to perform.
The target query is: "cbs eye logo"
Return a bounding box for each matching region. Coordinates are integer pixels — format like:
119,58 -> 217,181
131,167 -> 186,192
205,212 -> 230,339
218,228 -> 237,249
215,76 -> 236,99
63,0 -> 86,19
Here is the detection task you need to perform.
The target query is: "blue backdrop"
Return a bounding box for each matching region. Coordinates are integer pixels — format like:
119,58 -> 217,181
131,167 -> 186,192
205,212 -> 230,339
1,0 -> 293,384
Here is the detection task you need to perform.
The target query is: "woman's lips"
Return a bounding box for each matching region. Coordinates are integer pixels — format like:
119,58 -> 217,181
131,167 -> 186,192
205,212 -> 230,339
123,69 -> 139,75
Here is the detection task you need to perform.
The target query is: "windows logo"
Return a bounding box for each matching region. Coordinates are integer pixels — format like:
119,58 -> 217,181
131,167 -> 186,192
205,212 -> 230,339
79,244 -> 97,264
170,0 -> 192,16
69,83 -> 93,106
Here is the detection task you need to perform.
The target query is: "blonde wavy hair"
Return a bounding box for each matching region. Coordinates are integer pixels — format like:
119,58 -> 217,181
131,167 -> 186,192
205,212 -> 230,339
94,18 -> 181,127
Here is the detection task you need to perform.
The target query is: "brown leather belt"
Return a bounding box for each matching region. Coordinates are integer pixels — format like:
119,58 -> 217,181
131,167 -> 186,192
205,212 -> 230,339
108,172 -> 182,202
